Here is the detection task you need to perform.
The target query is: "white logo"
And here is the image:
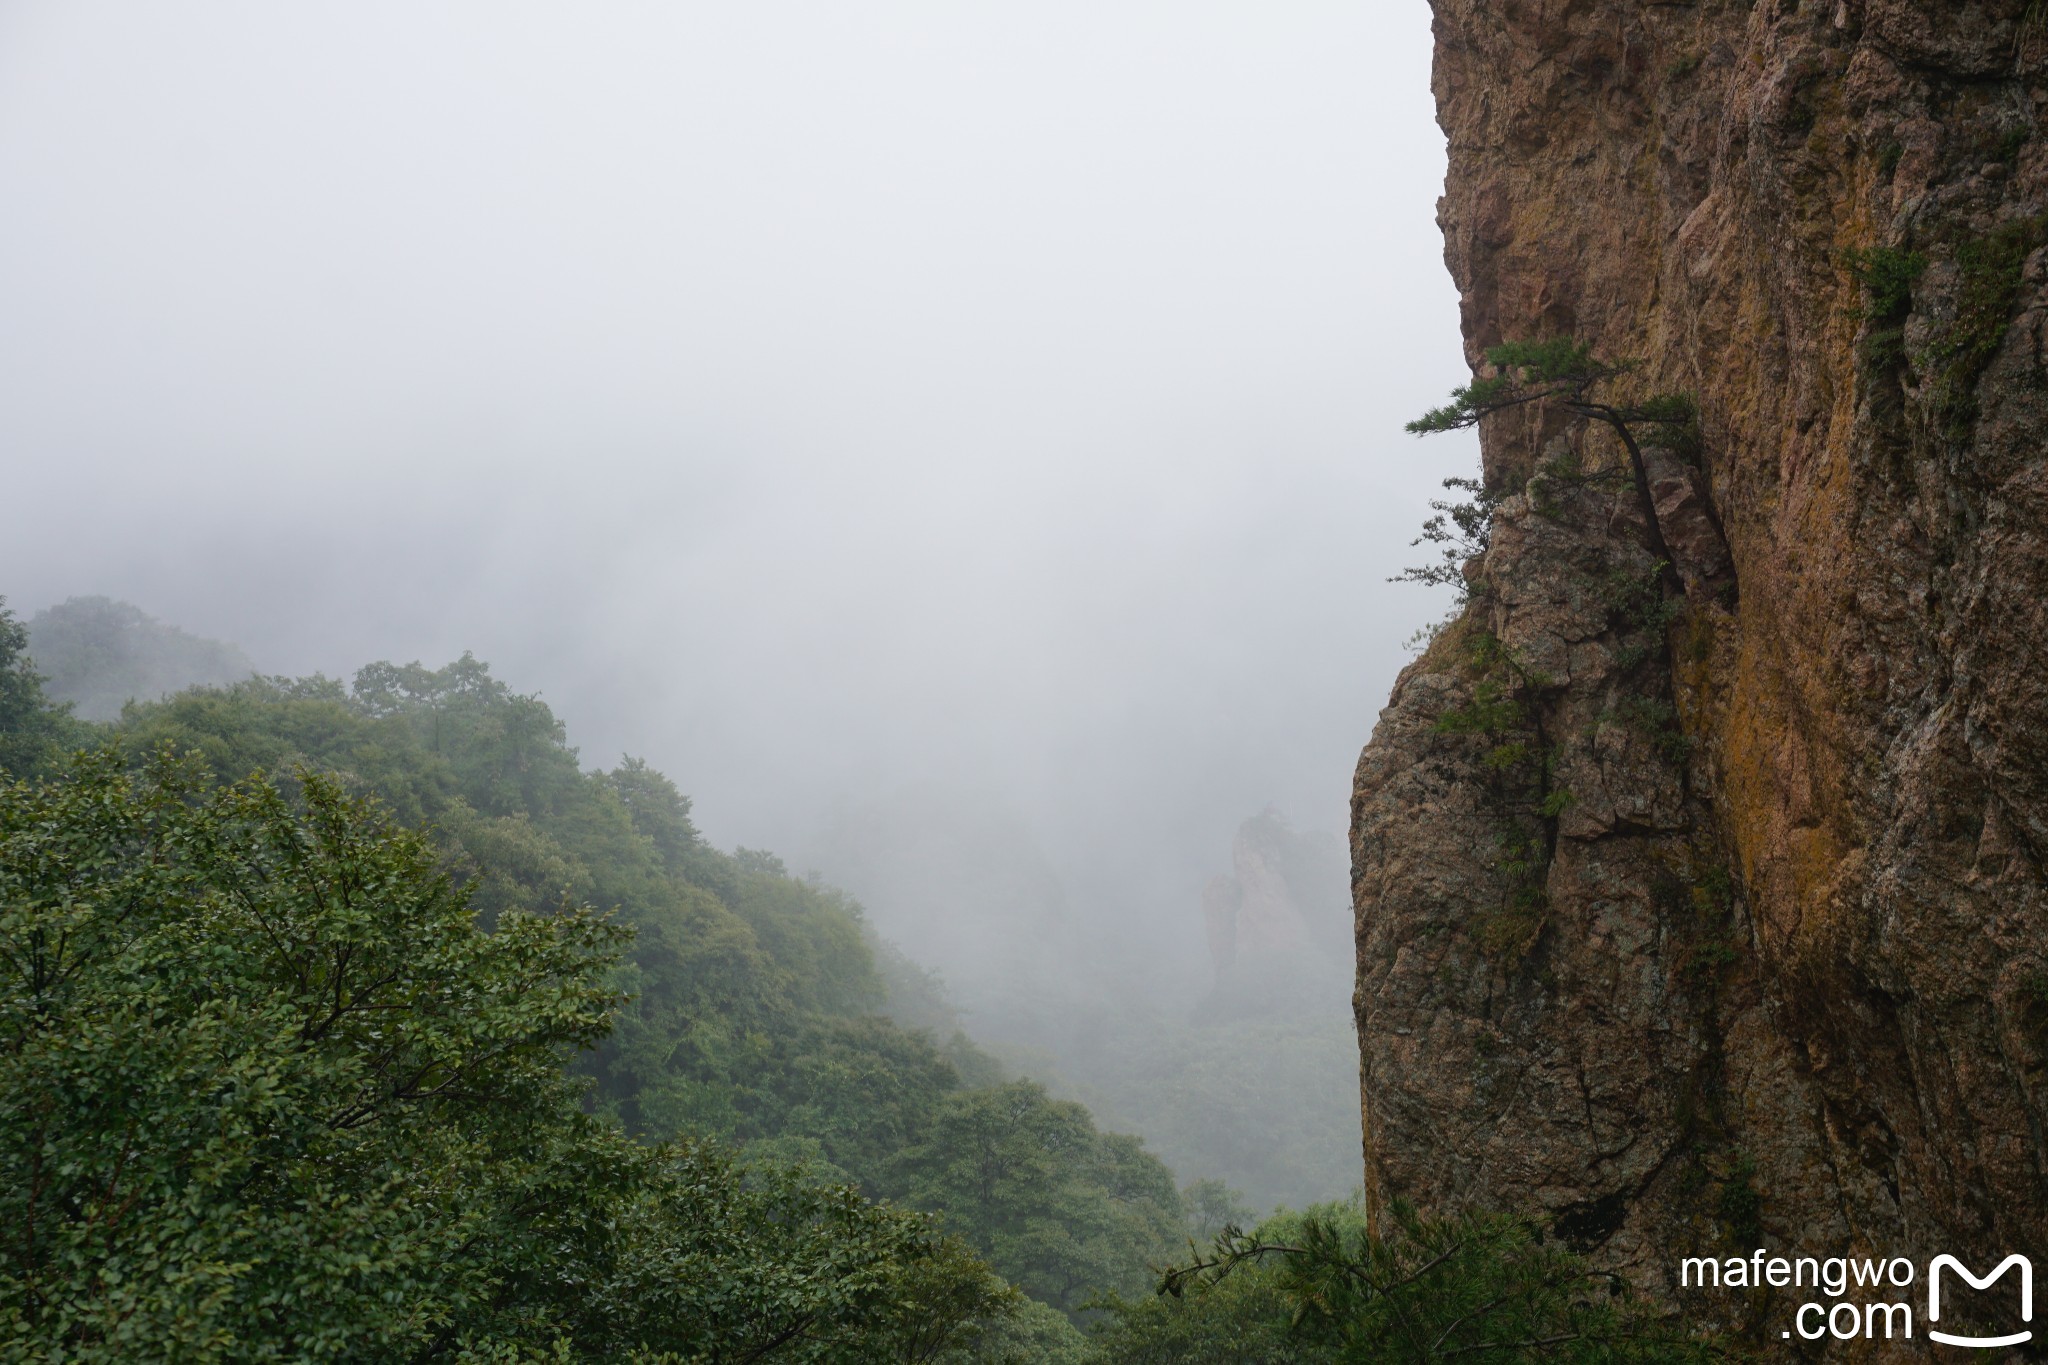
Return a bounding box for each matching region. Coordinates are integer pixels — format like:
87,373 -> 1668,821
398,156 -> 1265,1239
1928,1254 -> 2033,1349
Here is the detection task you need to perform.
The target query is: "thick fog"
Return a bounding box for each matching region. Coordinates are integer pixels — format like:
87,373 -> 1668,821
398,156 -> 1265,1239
0,4 -> 1472,997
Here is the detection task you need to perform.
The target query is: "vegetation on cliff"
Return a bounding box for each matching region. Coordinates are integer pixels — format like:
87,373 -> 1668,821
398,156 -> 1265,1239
1102,1200 -> 1721,1364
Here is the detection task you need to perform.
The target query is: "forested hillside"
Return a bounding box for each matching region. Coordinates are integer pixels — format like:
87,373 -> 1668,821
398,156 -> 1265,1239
0,599 -> 1190,1357
1,598 -> 1723,1361
117,654 -> 1189,1312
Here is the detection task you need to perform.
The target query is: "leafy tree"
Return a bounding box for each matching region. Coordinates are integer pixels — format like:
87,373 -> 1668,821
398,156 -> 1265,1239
351,654 -> 586,819
598,754 -> 704,872
117,660 -> 1177,1166
888,1082 -> 1184,1318
74,651 -> 1190,1343
0,749 -> 1008,1361
559,1140 -> 1015,1363
940,1297 -> 1091,1365
112,664 -> 933,1166
116,675 -> 456,827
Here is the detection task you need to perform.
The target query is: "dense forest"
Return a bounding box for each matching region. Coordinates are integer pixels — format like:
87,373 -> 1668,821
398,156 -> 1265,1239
0,598 -> 1721,1361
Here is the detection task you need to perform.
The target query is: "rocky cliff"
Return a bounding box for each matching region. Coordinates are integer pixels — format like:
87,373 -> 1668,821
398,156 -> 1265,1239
1352,0 -> 2048,1336
1205,809 -> 1349,986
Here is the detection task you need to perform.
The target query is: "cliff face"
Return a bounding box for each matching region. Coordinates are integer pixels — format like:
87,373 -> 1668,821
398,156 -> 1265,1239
1353,0 -> 2048,1318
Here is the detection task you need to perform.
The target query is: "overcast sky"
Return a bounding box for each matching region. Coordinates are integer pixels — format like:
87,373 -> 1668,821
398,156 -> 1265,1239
0,2 -> 1471,974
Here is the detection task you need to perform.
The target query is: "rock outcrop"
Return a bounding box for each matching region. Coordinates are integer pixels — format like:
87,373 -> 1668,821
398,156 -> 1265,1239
1208,809 -> 1350,1011
1354,0 -> 2048,1340
1206,811 -> 1312,974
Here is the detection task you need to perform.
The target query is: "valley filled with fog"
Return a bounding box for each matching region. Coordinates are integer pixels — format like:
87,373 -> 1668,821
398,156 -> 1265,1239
1,0 -> 1471,1255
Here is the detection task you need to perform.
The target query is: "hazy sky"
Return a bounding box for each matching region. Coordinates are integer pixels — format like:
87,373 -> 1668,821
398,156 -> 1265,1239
0,3 -> 1472,968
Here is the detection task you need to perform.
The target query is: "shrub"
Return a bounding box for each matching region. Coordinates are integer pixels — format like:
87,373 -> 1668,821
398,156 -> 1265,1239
1843,244 -> 1926,368
1922,217 -> 2048,440
1138,1200 -> 1724,1364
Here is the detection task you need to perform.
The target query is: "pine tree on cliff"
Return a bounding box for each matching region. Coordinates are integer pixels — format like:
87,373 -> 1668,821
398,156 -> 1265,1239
1406,339 -> 1701,592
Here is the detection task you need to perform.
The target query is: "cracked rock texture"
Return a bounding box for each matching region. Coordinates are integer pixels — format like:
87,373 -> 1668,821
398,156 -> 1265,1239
1354,0 -> 2048,1341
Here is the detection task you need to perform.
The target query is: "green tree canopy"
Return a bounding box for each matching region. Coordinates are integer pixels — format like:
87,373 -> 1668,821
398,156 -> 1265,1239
0,749 -> 1009,1361
7,646 -> 1189,1350
889,1081 -> 1185,1318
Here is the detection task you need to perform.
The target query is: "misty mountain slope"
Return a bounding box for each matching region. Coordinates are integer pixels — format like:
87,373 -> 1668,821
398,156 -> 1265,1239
1054,811 -> 1362,1212
812,793 -> 1365,1211
1057,1009 -> 1360,1216
99,649 -> 1183,1320
27,595 -> 254,721
801,787 -> 1098,1064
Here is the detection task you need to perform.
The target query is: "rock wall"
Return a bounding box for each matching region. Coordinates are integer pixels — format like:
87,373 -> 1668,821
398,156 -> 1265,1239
1353,0 -> 2048,1334
1205,810 -> 1328,975
1207,810 -> 1354,1018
